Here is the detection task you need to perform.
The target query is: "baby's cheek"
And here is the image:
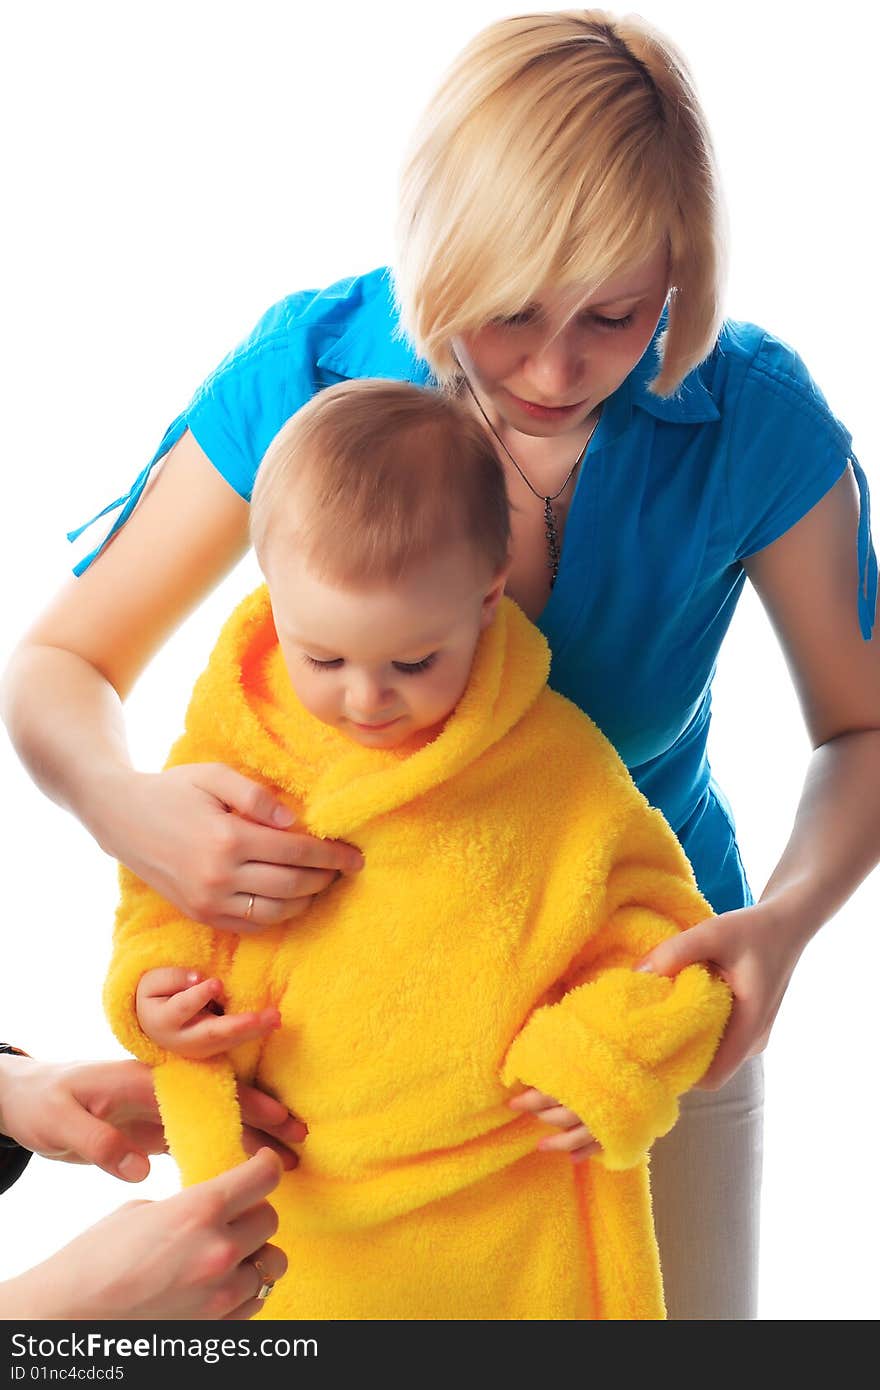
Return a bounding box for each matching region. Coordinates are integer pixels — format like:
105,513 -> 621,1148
431,665 -> 470,716
298,680 -> 337,724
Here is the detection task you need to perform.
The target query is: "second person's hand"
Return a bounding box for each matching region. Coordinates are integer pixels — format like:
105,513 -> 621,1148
96,762 -> 364,934
0,1054 -> 307,1180
1,1148 -> 288,1321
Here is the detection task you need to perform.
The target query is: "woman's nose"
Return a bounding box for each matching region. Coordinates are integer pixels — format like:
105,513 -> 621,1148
526,330 -> 587,400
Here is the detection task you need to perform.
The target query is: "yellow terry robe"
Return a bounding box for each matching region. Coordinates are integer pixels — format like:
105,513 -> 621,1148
104,586 -> 733,1321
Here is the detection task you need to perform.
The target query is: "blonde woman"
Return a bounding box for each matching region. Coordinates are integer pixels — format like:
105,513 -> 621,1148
2,10 -> 877,1320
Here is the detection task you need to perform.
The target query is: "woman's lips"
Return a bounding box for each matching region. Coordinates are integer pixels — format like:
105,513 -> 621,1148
505,390 -> 589,421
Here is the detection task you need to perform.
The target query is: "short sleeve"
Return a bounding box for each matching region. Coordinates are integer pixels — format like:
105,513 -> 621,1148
66,289 -> 325,576
726,333 -> 877,641
183,292 -> 321,501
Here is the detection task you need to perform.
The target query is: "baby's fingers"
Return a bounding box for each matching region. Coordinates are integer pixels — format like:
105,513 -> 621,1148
537,1124 -> 601,1157
167,977 -> 226,1026
177,1007 -> 282,1059
531,1103 -> 583,1129
569,1141 -> 603,1165
508,1090 -> 581,1129
507,1087 -> 564,1113
137,966 -> 207,1003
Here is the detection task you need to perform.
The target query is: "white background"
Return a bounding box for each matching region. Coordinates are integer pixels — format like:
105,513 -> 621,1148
1,1 -> 877,1320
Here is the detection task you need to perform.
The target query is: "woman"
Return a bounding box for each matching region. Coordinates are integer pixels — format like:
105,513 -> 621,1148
2,11 -> 878,1319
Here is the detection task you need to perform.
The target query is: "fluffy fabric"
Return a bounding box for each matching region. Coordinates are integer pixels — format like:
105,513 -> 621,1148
104,586 -> 732,1320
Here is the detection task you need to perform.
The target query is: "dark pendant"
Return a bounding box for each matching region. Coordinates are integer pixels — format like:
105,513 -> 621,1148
544,495 -> 560,588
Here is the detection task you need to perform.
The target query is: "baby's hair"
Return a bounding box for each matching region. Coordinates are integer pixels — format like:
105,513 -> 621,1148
392,8 -> 728,399
250,378 -> 512,587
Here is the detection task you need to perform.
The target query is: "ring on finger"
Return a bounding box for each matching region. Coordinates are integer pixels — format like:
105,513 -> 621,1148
244,893 -> 256,921
249,1254 -> 274,1301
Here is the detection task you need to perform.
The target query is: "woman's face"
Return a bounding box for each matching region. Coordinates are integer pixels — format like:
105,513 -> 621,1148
452,241 -> 671,440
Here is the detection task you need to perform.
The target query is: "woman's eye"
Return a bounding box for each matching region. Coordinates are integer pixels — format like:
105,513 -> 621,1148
494,309 -> 634,331
591,312 -> 635,331
302,654 -> 342,671
493,309 -> 536,327
393,654 -> 437,675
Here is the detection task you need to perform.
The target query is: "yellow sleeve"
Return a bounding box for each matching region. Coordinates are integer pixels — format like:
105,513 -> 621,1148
500,799 -> 734,1172
102,862 -> 248,1185
102,862 -> 234,1067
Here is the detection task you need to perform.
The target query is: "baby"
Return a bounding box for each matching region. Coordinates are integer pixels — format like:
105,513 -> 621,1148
104,378 -> 732,1320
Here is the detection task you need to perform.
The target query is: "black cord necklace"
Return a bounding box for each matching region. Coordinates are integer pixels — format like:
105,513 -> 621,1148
458,371 -> 601,588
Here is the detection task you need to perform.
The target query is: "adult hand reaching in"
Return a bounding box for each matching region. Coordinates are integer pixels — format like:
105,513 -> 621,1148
1,1147 -> 288,1320
0,1054 -> 306,1181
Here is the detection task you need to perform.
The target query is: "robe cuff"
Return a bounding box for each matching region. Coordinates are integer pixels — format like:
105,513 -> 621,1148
152,1055 -> 248,1187
500,968 -> 730,1172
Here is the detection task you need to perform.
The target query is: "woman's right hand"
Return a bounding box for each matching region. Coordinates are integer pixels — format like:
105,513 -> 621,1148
111,762 -> 364,933
1,1147 -> 288,1321
0,428 -> 362,937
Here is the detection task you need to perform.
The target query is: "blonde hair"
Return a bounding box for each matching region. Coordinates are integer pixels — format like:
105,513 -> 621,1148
250,379 -> 511,586
392,9 -> 728,398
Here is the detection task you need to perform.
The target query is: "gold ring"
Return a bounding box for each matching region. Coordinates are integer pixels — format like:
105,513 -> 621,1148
244,893 -> 256,921
251,1255 -> 274,1301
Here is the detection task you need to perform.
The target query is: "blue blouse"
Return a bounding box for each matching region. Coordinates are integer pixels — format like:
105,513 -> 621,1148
68,267 -> 878,916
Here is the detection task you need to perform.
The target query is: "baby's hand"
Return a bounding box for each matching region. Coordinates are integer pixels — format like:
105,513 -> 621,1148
508,1088 -> 603,1164
135,968 -> 281,1060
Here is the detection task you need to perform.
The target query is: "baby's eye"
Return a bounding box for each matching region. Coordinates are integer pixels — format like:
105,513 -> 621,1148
302,654 -> 342,671
393,654 -> 437,675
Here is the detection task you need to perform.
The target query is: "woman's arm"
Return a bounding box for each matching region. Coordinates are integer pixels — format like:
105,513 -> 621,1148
0,429 -> 363,931
635,465 -> 880,1087
1,427 -> 250,825
741,467 -> 880,935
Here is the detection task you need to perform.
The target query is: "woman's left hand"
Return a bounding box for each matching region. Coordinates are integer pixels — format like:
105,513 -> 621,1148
631,899 -> 807,1090
507,900 -> 806,1137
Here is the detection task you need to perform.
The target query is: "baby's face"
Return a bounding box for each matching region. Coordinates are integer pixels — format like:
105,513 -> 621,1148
266,543 -> 507,751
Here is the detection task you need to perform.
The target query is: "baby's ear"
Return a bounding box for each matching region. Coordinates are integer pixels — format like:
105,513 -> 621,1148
481,556 -> 512,616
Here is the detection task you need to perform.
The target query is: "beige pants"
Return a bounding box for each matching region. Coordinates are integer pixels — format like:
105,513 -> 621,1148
649,1053 -> 765,1320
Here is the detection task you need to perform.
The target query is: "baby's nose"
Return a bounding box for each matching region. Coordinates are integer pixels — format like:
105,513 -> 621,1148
346,674 -> 396,719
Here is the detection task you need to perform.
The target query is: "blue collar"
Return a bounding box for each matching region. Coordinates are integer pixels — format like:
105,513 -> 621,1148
590,314 -> 720,451
627,305 -> 720,424
315,268 -> 437,386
